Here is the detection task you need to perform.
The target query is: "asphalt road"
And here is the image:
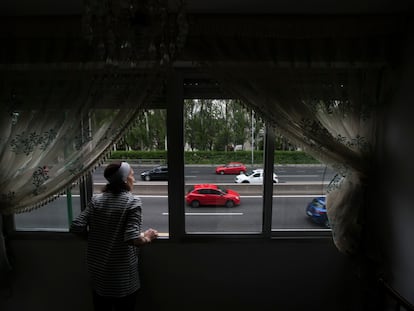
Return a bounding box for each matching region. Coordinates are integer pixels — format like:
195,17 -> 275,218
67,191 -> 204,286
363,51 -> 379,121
92,164 -> 336,184
15,194 -> 329,233
14,164 -> 333,233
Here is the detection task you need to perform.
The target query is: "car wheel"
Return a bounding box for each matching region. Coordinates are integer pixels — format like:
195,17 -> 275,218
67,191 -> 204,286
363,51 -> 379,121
240,170 -> 245,174
225,200 -> 234,208
324,219 -> 330,228
145,175 -> 151,181
191,200 -> 200,208
242,180 -> 249,183
220,171 -> 224,175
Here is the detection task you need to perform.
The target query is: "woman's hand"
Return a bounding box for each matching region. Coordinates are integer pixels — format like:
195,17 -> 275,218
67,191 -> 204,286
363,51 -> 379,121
130,228 -> 159,246
143,228 -> 159,242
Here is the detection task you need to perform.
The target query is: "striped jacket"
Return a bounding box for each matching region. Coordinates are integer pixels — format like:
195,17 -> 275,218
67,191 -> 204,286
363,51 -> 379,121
70,191 -> 142,297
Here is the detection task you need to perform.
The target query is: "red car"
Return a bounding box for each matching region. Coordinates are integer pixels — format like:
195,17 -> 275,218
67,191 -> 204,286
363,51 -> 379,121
215,162 -> 247,175
185,184 -> 241,208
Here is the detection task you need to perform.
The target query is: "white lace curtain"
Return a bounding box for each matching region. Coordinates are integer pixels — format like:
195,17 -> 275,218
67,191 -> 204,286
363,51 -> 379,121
206,65 -> 390,254
0,66 -> 161,214
186,16 -> 398,254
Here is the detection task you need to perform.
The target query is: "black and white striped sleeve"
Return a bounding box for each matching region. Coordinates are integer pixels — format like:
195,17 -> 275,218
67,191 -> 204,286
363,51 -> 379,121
70,200 -> 92,235
123,196 -> 142,242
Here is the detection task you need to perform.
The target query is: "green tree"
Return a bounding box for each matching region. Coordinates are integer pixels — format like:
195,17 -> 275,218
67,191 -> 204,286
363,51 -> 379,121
184,100 -> 197,150
124,109 -> 167,150
184,99 -> 254,151
147,109 -> 167,149
122,100 -> 296,152
228,100 -> 250,148
185,99 -> 222,151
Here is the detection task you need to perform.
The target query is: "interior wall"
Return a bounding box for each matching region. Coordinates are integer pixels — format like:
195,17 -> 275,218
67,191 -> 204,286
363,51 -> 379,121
2,237 -> 359,311
382,27 -> 414,304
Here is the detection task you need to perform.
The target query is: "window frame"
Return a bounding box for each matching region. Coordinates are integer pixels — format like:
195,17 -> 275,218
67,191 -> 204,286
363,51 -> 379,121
171,68 -> 331,240
5,68 -> 332,241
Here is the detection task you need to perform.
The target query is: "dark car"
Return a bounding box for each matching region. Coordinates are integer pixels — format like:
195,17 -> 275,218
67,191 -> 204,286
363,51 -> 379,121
140,165 -> 168,181
306,197 -> 329,228
185,184 -> 241,208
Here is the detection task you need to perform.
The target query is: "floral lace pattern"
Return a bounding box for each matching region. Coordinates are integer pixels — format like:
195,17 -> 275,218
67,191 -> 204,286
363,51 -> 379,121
0,69 -> 161,215
10,129 -> 57,155
199,59 -> 389,254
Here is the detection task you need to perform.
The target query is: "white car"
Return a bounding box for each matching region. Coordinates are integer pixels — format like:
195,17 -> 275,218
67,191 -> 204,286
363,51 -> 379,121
234,169 -> 279,184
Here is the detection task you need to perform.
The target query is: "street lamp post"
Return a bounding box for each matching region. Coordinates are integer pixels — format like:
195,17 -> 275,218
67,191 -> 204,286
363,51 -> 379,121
251,110 -> 255,167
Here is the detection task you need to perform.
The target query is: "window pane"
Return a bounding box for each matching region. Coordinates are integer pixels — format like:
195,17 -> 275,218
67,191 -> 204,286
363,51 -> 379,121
271,132 -> 335,231
15,109 -> 169,235
184,99 -> 263,233
14,194 -> 81,231
114,109 -> 169,236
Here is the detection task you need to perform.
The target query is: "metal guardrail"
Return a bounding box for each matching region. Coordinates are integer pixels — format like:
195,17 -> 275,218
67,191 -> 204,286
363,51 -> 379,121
112,159 -> 166,165
91,182 -> 328,195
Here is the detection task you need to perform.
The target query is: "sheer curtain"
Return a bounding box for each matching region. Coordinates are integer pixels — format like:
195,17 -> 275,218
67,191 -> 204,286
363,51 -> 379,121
0,65 -> 162,214
207,65 -> 389,254
186,15 -> 398,254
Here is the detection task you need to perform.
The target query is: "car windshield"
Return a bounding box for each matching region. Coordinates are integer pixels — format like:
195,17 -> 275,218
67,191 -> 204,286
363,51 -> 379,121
217,186 -> 228,193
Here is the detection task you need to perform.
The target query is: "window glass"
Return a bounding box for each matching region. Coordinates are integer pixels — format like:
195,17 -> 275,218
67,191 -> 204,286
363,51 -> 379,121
184,99 -> 263,233
118,109 -> 169,236
271,131 -> 334,231
14,109 -> 169,235
13,101 -> 337,235
14,193 -> 81,231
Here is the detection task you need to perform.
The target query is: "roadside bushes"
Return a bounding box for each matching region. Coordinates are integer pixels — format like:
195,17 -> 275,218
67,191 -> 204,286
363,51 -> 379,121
109,150 -> 319,165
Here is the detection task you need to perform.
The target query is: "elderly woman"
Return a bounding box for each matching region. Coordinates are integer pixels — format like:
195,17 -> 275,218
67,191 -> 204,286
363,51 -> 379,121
70,161 -> 158,311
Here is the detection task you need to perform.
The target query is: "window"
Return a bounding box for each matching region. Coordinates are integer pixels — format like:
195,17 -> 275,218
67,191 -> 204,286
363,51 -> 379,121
271,130 -> 333,232
12,75 -> 332,238
122,109 -> 169,236
14,109 -> 169,235
183,99 -> 264,234
14,192 -> 81,232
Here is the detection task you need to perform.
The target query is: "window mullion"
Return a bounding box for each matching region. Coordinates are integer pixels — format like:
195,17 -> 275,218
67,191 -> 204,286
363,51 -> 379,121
262,124 -> 275,237
166,68 -> 185,241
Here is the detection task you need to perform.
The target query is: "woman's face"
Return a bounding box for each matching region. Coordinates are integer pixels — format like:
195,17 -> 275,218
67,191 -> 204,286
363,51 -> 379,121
126,168 -> 135,189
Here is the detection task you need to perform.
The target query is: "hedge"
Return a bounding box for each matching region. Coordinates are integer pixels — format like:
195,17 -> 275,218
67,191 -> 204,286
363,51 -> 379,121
109,150 -> 320,165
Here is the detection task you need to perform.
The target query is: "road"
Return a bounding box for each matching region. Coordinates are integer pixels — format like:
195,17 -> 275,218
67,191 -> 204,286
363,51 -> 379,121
92,164 -> 336,184
14,194 -> 329,233
14,164 -> 334,233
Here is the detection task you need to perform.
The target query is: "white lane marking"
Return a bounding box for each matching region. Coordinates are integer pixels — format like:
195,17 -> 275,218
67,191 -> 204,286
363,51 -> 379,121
243,195 -> 326,198
139,195 -> 325,199
278,175 -> 319,177
162,212 -> 243,216
139,195 -> 169,198
58,194 -> 324,199
272,228 -> 331,232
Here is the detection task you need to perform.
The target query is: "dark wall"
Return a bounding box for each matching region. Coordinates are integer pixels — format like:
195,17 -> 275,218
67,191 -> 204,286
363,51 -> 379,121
2,236 -> 360,311
381,27 -> 414,304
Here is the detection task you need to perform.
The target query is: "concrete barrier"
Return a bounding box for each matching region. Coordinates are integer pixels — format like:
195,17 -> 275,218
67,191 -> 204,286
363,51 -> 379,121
92,182 -> 328,195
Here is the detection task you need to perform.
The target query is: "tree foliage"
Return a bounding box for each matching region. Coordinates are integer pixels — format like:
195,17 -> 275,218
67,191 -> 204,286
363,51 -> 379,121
124,110 -> 166,150
121,99 -> 293,151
